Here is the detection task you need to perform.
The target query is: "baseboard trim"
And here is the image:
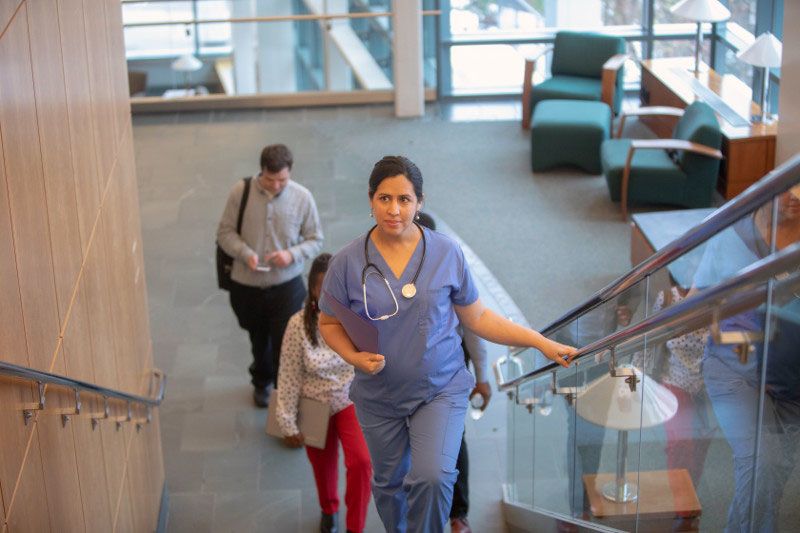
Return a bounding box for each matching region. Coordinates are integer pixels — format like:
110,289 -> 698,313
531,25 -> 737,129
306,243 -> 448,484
156,482 -> 169,533
501,484 -> 622,533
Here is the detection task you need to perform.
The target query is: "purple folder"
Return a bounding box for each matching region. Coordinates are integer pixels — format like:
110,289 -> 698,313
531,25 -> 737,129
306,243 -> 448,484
323,291 -> 380,354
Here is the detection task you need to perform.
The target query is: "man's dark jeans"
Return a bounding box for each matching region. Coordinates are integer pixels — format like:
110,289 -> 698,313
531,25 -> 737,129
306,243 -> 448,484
229,276 -> 305,389
450,432 -> 469,519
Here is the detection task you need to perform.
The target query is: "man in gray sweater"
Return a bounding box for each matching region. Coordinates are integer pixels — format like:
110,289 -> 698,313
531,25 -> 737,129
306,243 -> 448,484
217,144 -> 323,407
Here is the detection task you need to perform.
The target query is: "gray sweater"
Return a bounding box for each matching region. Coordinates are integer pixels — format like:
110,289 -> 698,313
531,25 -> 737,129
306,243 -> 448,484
217,176 -> 323,287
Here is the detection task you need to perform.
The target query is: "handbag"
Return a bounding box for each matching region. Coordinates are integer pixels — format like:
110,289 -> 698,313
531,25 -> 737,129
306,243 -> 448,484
216,177 -> 252,290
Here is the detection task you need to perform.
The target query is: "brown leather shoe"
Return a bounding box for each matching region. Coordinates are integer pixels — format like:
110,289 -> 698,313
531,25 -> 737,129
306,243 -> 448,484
450,517 -> 472,533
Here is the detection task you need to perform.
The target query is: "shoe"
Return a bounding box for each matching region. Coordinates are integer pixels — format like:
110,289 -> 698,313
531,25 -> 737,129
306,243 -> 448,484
450,517 -> 472,533
253,385 -> 272,408
320,512 -> 338,533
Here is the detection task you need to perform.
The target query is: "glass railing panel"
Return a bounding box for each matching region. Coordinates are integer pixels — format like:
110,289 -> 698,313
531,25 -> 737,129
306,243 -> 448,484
632,285 -> 781,532
530,362 -> 577,518
506,347 -> 540,508
549,281 -> 648,350
571,338 -> 643,531
752,265 -> 800,530
631,327 -> 720,531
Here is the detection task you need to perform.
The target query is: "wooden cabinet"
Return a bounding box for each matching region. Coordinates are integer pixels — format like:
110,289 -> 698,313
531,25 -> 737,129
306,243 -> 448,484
640,58 -> 777,200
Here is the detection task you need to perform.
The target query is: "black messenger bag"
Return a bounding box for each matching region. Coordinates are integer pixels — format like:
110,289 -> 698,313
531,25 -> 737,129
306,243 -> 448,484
216,177 -> 252,290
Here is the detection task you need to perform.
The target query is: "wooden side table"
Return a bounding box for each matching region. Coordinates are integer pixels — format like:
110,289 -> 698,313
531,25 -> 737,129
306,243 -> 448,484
640,57 -> 777,200
584,469 -> 702,531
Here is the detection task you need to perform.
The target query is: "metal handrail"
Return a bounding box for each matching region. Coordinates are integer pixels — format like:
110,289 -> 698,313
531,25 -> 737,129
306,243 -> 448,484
532,153 -> 800,343
0,361 -> 166,407
497,242 -> 800,391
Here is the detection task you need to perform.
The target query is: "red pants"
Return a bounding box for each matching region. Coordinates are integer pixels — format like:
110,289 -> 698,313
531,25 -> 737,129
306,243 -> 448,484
306,404 -> 372,533
663,383 -> 713,485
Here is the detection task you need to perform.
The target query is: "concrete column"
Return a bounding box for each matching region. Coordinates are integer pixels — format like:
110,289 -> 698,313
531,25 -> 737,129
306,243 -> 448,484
392,0 -> 424,117
231,0 -> 257,94
777,1 -> 800,164
257,0 -> 297,93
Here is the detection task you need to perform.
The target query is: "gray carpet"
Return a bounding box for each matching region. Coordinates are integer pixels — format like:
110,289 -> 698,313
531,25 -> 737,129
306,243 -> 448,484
131,103 -> 655,533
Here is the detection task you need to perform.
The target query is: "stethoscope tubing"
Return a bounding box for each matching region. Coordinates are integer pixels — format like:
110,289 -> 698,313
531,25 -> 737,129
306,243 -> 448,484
361,223 -> 427,320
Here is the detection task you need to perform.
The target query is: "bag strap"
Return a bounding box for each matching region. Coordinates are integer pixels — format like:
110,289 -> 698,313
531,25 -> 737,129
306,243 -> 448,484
236,177 -> 252,234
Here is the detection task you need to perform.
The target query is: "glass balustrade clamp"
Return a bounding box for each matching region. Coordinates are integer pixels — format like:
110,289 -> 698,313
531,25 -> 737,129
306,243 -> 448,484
91,397 -> 111,430
61,388 -> 83,428
608,347 -> 640,393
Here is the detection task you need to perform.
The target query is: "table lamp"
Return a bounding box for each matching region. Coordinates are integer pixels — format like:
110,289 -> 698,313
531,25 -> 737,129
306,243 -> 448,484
670,0 -> 731,74
171,54 -> 203,94
737,32 -> 782,123
576,365 -> 678,503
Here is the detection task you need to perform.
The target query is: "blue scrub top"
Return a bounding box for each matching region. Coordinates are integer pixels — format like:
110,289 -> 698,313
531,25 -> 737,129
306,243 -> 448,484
319,227 -> 478,417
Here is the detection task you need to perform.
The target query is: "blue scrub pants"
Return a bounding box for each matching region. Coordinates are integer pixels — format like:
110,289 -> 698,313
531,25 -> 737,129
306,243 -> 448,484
704,354 -> 800,532
355,384 -> 468,533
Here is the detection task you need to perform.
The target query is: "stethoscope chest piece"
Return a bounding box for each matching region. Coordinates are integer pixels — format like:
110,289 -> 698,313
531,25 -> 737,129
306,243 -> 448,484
401,283 -> 417,299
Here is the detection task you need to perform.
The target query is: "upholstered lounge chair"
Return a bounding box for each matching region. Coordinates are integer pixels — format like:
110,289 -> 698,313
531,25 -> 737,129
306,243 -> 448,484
521,31 -> 626,130
601,101 -> 724,220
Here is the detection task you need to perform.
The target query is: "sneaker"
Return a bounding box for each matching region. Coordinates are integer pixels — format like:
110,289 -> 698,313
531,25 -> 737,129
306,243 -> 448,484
320,511 -> 338,533
253,385 -> 272,408
450,517 -> 472,533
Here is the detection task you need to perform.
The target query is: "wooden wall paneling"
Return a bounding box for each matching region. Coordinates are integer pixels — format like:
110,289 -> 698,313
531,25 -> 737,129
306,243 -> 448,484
145,411 -> 165,507
104,423 -> 133,532
3,423 -> 52,532
71,416 -> 114,532
115,465 -> 136,533
0,4 -> 61,373
81,0 -> 118,187
82,218 -> 120,393
0,0 -> 23,37
62,283 -> 115,532
36,398 -> 86,533
102,175 -> 138,396
103,0 -> 132,145
26,0 -> 85,360
125,429 -> 151,532
56,0 -> 102,250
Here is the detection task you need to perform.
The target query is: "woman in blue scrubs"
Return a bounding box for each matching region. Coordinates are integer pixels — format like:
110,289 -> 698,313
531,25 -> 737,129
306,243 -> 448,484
318,156 -> 576,533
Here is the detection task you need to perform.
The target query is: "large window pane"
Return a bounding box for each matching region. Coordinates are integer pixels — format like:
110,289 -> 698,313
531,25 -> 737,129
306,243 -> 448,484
449,44 -> 526,94
449,0 -> 642,37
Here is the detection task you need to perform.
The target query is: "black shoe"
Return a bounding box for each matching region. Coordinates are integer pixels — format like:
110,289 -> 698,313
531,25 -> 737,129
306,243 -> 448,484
253,385 -> 272,408
320,512 -> 338,533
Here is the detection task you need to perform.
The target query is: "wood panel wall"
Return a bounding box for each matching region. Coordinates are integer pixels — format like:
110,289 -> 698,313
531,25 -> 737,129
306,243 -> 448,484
0,1 -> 164,531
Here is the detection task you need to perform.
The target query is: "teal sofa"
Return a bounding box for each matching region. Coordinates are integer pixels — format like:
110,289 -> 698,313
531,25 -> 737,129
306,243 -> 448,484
601,101 -> 724,219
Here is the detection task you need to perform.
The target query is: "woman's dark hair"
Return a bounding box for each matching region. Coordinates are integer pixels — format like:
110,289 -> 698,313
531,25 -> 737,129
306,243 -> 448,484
416,212 -> 436,231
260,144 -> 293,173
368,156 -> 423,200
304,253 -> 332,347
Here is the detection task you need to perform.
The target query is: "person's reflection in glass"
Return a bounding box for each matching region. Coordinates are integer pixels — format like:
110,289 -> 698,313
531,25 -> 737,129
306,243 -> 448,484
695,186 -> 800,532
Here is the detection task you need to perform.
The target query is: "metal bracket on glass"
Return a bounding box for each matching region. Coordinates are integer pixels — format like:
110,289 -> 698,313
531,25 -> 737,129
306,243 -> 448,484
710,310 -> 763,364
493,349 -> 524,400
550,370 -> 584,406
608,348 -> 640,392
22,381 -> 46,426
61,388 -> 82,428
515,383 -> 553,415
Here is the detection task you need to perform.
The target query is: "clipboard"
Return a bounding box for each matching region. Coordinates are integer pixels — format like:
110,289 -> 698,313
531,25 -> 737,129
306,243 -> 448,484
265,396 -> 331,449
323,291 -> 379,353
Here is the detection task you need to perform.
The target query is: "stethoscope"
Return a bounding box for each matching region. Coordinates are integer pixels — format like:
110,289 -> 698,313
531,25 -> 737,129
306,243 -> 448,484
362,223 -> 427,321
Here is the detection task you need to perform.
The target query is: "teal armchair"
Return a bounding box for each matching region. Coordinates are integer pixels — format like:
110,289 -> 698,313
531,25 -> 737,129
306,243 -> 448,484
521,31 -> 626,129
601,101 -> 724,220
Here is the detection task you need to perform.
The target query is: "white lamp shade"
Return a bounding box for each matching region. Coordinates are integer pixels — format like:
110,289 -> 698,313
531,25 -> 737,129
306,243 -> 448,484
737,32 -> 783,68
171,54 -> 203,72
576,367 -> 678,430
670,0 -> 731,22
